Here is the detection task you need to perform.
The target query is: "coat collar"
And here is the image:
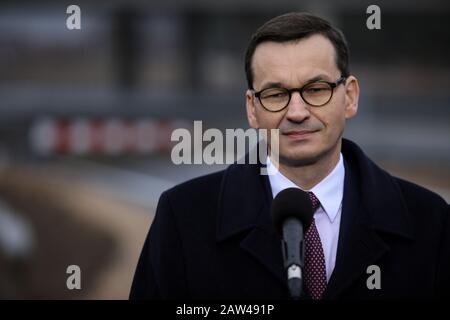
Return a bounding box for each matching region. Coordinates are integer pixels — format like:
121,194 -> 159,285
215,139 -> 413,298
340,139 -> 413,239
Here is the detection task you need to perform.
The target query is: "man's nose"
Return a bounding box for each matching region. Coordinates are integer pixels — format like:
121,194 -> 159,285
285,91 -> 311,122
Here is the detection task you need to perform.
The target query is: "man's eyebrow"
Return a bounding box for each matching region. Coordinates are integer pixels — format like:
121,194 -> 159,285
258,74 -> 333,91
258,82 -> 284,91
303,74 -> 333,84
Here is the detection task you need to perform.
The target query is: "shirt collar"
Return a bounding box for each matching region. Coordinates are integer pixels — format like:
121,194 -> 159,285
267,153 -> 345,223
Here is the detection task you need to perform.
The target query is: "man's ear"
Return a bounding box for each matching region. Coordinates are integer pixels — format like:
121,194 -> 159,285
246,89 -> 259,128
344,75 -> 359,119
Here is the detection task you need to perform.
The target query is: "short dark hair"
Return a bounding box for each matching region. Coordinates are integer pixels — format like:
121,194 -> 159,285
245,12 -> 350,89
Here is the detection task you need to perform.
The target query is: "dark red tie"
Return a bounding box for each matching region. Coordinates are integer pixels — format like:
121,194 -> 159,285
304,192 -> 327,300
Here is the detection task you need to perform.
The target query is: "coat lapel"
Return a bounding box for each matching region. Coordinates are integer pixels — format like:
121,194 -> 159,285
323,157 -> 389,298
324,140 -> 414,299
215,160 -> 287,287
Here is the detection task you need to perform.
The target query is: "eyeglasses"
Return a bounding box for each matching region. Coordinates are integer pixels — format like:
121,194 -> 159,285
253,76 -> 347,112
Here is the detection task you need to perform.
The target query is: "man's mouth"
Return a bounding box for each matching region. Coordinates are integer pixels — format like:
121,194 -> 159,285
282,129 -> 318,139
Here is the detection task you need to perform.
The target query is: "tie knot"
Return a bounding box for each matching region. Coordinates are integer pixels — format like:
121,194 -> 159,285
308,192 -> 321,211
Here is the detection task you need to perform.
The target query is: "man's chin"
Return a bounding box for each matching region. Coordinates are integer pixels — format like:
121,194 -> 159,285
278,152 -> 322,167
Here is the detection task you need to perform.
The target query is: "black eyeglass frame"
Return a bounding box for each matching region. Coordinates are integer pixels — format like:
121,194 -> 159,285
253,76 -> 347,112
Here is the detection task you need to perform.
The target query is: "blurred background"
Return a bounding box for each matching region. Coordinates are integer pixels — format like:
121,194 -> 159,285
0,0 -> 449,299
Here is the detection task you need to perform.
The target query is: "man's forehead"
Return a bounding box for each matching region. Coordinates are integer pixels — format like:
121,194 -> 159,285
251,34 -> 338,87
253,34 -> 336,64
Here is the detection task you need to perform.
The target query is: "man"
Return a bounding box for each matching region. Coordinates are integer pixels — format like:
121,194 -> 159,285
130,12 -> 450,299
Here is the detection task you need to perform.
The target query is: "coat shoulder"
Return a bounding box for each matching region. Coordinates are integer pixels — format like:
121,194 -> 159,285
158,167 -> 232,224
165,168 -> 226,200
394,176 -> 449,216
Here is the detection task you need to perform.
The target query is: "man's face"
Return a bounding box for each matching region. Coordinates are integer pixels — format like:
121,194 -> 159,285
246,34 -> 359,167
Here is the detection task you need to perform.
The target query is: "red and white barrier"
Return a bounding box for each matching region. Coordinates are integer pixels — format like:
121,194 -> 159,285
29,117 -> 191,156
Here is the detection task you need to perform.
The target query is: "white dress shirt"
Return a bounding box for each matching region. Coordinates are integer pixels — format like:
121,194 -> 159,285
267,153 -> 345,282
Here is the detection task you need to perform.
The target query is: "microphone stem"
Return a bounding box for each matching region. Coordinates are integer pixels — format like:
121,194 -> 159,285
287,264 -> 302,299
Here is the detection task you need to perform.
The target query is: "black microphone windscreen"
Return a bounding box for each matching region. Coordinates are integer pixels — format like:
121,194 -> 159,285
271,188 -> 314,234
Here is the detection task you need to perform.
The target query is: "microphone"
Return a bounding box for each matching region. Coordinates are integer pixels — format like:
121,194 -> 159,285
271,188 -> 314,299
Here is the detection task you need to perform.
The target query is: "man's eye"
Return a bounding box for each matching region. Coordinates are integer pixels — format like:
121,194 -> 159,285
263,91 -> 287,98
268,93 -> 285,98
305,86 -> 328,94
